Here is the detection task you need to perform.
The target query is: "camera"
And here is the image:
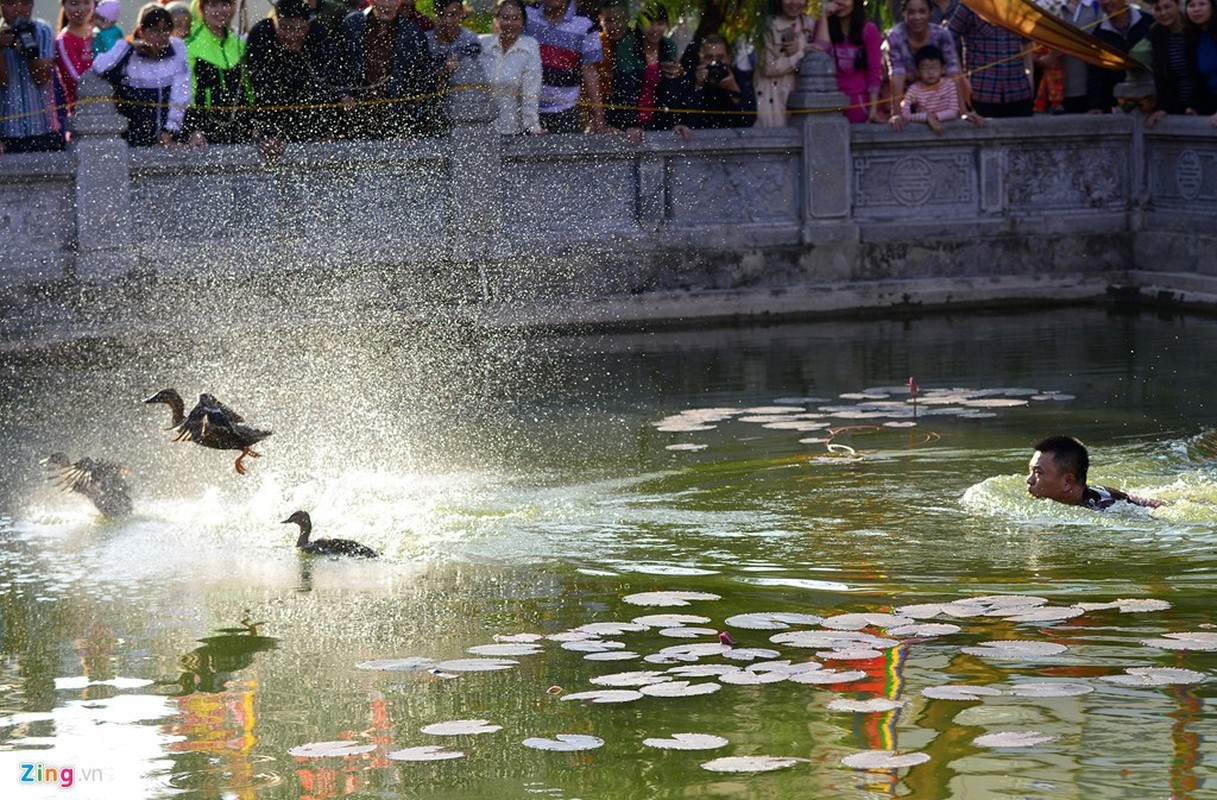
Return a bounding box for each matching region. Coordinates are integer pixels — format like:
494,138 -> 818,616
8,17 -> 38,58
705,61 -> 729,83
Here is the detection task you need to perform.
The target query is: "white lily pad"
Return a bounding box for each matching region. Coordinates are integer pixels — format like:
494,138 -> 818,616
290,741 -> 377,758
1006,682 -> 1093,697
1099,667 -> 1206,686
590,671 -> 671,687
701,755 -> 808,773
622,591 -> 722,607
666,443 -> 709,451
992,606 -> 1085,623
467,643 -> 543,657
956,594 -> 1048,609
822,613 -> 914,631
584,651 -> 641,661
560,689 -> 645,703
493,633 -> 544,643
632,613 -> 712,627
826,698 -> 905,713
639,680 -> 722,697
386,745 -> 465,761
787,669 -> 867,685
433,658 -> 519,672
668,664 -> 742,678
886,623 -> 962,637
643,733 -> 729,750
355,657 -> 434,671
522,734 -> 604,752
841,750 -> 930,769
722,647 -> 782,662
546,630 -> 598,642
892,603 -> 947,619
973,731 -> 1058,748
420,719 -> 503,736
1139,632 -> 1217,651
577,622 -> 650,636
562,640 -> 626,653
921,685 -> 1003,700
817,648 -> 884,661
657,643 -> 730,658
658,626 -> 718,639
719,670 -> 787,686
961,641 -> 1068,658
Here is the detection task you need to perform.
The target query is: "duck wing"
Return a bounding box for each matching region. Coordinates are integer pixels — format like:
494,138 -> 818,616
199,394 -> 246,425
47,457 -> 132,518
306,538 -> 379,558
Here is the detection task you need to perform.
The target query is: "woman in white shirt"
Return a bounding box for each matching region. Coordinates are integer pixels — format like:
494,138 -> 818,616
479,0 -> 544,134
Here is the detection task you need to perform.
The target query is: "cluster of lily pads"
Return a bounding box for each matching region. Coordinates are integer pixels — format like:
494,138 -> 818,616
653,386 -> 1075,451
290,589 -> 1210,776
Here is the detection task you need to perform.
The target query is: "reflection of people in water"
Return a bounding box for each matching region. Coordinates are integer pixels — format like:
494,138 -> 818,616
1026,435 -> 1163,510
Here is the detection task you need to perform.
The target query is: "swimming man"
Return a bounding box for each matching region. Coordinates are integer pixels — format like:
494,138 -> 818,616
1026,435 -> 1163,510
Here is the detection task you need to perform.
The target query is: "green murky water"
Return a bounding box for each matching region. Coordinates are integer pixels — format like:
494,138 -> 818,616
2,307 -> 1216,799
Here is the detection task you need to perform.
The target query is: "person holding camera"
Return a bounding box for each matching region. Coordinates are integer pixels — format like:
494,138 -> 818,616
0,0 -> 61,152
685,33 -> 755,129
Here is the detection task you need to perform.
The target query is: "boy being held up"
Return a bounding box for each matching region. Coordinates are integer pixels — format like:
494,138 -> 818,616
891,45 -> 984,134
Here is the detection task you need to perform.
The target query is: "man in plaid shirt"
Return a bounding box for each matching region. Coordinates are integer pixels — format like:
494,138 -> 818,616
948,3 -> 1034,117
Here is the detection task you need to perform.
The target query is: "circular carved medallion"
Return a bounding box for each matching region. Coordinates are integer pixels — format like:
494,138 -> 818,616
890,156 -> 934,206
1175,149 -> 1202,200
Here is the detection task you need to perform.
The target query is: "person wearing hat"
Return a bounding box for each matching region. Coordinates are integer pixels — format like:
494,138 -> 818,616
246,0 -> 334,142
92,0 -> 123,54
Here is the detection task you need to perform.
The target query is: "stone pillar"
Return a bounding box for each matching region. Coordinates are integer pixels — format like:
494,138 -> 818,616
787,50 -> 856,271
446,54 -> 502,275
70,71 -> 134,282
788,50 -> 852,223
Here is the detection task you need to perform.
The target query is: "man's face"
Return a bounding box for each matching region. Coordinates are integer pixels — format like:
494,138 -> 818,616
543,0 -> 566,18
1026,450 -> 1074,502
699,41 -> 728,66
1,0 -> 34,25
1098,0 -> 1127,15
599,5 -> 627,42
276,16 -> 310,51
370,0 -> 400,20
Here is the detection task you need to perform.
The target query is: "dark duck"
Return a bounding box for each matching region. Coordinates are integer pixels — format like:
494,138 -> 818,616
282,511 -> 379,558
42,453 -> 132,518
144,389 -> 272,474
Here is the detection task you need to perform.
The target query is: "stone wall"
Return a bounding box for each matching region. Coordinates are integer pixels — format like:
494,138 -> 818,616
2,55 -> 1217,338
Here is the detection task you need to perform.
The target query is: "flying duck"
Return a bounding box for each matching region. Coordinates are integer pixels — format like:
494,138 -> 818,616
144,389 -> 272,475
42,452 -> 132,518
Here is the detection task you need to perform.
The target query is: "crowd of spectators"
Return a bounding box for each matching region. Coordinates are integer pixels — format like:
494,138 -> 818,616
0,0 -> 1214,154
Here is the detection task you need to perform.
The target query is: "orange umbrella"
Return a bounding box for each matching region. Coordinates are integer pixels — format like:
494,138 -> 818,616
962,0 -> 1142,71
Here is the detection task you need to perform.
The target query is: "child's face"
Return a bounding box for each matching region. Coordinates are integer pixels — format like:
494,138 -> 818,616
62,0 -> 94,28
916,58 -> 944,85
138,21 -> 172,51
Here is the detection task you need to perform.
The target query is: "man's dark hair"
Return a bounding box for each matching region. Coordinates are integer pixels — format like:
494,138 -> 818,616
700,33 -> 728,49
1034,435 -> 1089,484
914,44 -> 945,67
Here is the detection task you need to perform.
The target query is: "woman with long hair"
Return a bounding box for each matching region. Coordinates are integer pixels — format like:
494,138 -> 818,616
755,0 -> 817,127
1185,0 -> 1217,123
816,0 -> 884,123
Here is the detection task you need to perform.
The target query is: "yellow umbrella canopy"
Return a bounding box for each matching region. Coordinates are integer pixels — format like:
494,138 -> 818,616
962,0 -> 1142,71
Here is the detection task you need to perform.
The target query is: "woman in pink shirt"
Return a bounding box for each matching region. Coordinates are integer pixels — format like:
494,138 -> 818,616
816,0 -> 884,123
55,0 -> 95,111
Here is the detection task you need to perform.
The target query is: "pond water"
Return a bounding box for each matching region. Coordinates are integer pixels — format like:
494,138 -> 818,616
2,307 -> 1216,800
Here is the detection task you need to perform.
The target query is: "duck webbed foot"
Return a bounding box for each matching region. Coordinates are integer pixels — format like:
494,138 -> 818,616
234,447 -> 262,475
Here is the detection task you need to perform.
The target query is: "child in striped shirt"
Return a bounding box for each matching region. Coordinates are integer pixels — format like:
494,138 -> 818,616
895,45 -> 984,134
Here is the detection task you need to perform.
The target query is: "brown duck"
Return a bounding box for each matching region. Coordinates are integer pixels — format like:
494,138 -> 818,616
43,452 -> 132,518
144,389 -> 272,474
282,511 -> 379,558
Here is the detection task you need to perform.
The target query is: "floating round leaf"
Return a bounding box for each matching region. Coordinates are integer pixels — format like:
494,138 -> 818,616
657,643 -> 730,658
420,719 -> 503,736
841,750 -> 930,769
547,630 -> 598,642
290,741 -> 377,758
632,613 -> 712,627
1139,632 -> 1217,651
990,606 -> 1085,623
668,664 -> 741,677
787,669 -> 867,685
921,684 -> 1003,700
623,591 -> 722,607
578,621 -> 650,636
827,698 -> 905,713
722,647 -> 782,662
522,734 -> 605,752
973,731 -> 1058,748
355,657 -> 434,671
467,643 -> 544,657
956,594 -> 1048,609
433,658 -> 519,672
493,633 -> 544,643
886,623 -> 962,637
562,640 -> 627,653
658,626 -> 718,639
386,745 -> 465,761
584,651 -> 640,662
643,733 -> 729,750
639,680 -> 722,697
666,443 -> 708,451
701,756 -> 808,773
719,670 -> 787,686
822,613 -> 914,631
590,671 -> 671,687
817,648 -> 884,661
1099,667 -> 1206,686
892,603 -> 946,619
560,689 -> 644,703
961,641 -> 1068,658
1006,682 -> 1093,697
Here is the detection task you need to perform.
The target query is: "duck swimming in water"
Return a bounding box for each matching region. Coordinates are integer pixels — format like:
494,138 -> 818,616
42,452 -> 132,518
144,389 -> 272,475
281,511 -> 379,558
